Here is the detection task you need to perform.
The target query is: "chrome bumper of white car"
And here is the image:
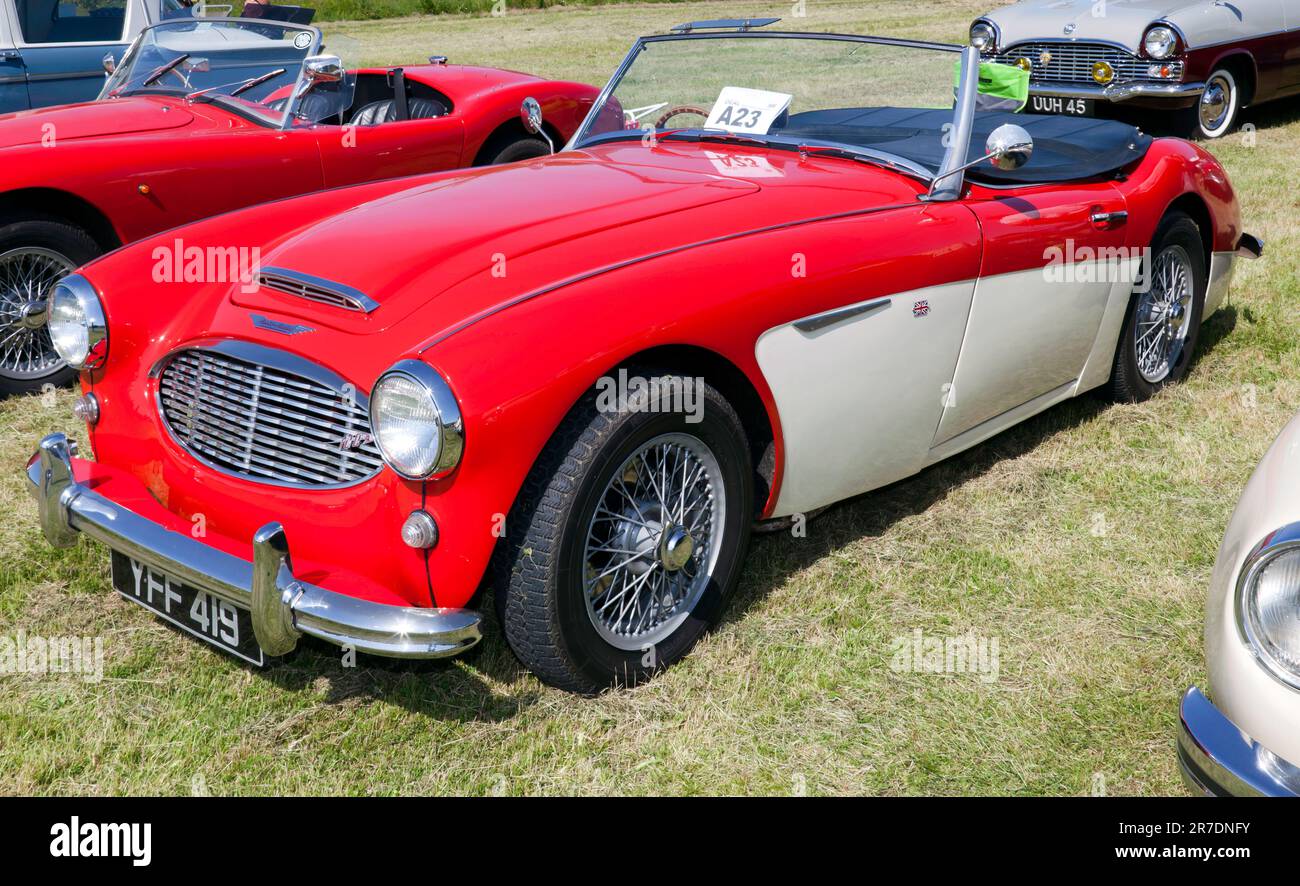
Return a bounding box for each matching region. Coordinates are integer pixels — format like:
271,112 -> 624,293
1029,80 -> 1205,103
1178,687 -> 1300,797
28,433 -> 482,661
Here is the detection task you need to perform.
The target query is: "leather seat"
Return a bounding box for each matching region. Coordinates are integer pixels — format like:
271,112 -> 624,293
349,97 -> 447,126
265,93 -> 337,121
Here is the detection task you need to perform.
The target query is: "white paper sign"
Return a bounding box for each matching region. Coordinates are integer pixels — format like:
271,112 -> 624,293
704,87 -> 793,135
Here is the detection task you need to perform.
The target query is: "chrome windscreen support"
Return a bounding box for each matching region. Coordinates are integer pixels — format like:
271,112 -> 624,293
930,45 -> 981,202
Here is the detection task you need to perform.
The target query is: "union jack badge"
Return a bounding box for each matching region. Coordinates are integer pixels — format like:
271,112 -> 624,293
912,299 -> 930,318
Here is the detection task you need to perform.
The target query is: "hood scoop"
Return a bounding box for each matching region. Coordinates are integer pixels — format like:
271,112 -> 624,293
256,267 -> 379,313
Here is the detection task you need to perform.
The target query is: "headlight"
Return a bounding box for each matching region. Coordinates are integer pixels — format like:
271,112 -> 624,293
369,359 -> 463,480
970,21 -> 996,52
1238,528 -> 1300,688
46,274 -> 108,370
1143,25 -> 1178,60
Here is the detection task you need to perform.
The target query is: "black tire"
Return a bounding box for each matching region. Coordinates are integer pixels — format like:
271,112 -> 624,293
1106,212 -> 1206,402
493,372 -> 754,693
485,136 -> 550,165
1179,67 -> 1243,139
0,214 -> 102,396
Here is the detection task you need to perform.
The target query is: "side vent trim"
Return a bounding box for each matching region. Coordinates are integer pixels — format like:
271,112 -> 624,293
256,267 -> 380,314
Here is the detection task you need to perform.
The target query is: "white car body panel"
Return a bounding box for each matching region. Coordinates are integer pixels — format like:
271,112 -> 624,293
1205,410 -> 1300,767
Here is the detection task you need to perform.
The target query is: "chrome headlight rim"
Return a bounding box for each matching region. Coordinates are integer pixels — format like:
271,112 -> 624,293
369,359 -> 464,481
1142,24 -> 1180,60
46,273 -> 108,370
1235,522 -> 1300,691
969,20 -> 997,53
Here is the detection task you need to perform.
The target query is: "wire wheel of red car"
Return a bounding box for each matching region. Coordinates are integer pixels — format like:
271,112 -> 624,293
495,372 -> 753,693
0,243 -> 80,394
1108,212 -> 1206,401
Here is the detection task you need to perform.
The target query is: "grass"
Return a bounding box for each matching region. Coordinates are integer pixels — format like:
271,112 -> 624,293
2,0 -> 1299,795
308,0 -> 690,25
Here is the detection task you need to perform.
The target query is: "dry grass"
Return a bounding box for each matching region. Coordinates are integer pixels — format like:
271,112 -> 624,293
2,0 -> 1298,795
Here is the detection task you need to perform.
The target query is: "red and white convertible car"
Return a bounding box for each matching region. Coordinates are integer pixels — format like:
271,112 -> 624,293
29,21 -> 1259,692
0,16 -> 597,394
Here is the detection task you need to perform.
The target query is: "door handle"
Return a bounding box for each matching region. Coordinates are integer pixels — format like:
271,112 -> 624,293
0,50 -> 22,61
1089,209 -> 1128,230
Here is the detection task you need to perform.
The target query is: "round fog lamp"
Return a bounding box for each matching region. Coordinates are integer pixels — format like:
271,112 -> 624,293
1015,57 -> 1032,73
1092,61 -> 1115,84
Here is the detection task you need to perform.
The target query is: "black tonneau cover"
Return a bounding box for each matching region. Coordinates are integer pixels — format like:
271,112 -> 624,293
777,108 -> 1152,185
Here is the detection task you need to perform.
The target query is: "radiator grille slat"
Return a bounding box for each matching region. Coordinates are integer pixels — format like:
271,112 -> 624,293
158,349 -> 383,488
985,42 -> 1184,86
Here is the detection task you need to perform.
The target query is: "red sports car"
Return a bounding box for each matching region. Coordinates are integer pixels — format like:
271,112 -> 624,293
0,16 -> 598,394
28,21 -> 1259,692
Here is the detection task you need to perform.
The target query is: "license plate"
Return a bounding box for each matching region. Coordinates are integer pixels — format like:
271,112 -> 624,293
110,552 -> 264,666
1029,95 -> 1094,117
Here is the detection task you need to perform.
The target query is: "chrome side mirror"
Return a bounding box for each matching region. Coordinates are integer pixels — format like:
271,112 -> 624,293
102,53 -> 117,75
984,123 -> 1033,171
302,54 -> 344,87
520,96 -> 553,154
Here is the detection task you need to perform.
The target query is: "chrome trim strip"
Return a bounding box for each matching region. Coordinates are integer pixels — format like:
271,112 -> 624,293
418,201 -> 919,353
257,266 -> 379,313
1178,687 -> 1300,797
792,297 -> 891,333
27,434 -> 481,660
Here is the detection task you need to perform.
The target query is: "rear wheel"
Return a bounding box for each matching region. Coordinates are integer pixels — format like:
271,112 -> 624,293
1106,212 -> 1206,401
494,372 -> 753,693
0,216 -> 101,396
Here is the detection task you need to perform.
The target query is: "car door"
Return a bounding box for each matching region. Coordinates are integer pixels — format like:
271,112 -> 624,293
313,114 -> 466,188
755,201 -> 983,517
0,4 -> 31,112
10,0 -> 130,109
931,184 -> 1131,447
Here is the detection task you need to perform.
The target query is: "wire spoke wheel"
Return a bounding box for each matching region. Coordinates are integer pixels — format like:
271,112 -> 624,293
1134,243 -> 1194,384
582,432 -> 725,650
0,246 -> 75,381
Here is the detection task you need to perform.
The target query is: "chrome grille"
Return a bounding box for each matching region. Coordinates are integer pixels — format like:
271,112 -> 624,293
158,348 -> 384,488
985,42 -> 1184,86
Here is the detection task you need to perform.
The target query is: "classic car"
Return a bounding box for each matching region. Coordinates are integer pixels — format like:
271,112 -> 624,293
0,15 -> 598,394
1180,411 -> 1300,796
27,19 -> 1259,693
970,0 -> 1300,138
1,0 -> 155,114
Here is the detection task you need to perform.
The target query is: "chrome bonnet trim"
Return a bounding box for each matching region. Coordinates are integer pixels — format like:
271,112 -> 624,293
1178,687 -> 1300,797
28,433 -> 481,660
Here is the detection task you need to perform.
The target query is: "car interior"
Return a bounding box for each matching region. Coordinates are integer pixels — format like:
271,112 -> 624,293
269,70 -> 451,126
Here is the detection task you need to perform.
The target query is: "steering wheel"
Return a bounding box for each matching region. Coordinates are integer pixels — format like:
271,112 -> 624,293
654,105 -> 710,128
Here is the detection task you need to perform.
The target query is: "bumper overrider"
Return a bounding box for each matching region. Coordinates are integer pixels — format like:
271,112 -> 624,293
1178,687 -> 1300,797
28,433 -> 482,661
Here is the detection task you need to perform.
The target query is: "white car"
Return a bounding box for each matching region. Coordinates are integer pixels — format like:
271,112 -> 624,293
1180,411 -> 1300,796
971,1 -> 1300,138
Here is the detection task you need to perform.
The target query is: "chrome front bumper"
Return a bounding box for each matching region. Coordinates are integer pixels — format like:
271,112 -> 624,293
1028,80 -> 1205,103
1178,687 -> 1300,797
28,433 -> 481,661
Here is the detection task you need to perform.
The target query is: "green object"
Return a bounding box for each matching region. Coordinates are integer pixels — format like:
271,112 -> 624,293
954,60 -> 1030,112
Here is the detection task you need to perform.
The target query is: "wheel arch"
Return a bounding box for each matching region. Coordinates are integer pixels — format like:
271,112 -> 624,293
1207,51 -> 1258,107
1165,191 -> 1213,274
0,188 -> 122,252
608,344 -> 777,518
471,117 -> 564,166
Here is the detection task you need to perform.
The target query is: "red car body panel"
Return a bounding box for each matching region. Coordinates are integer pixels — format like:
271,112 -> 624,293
70,135 -> 1242,614
0,64 -> 599,248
